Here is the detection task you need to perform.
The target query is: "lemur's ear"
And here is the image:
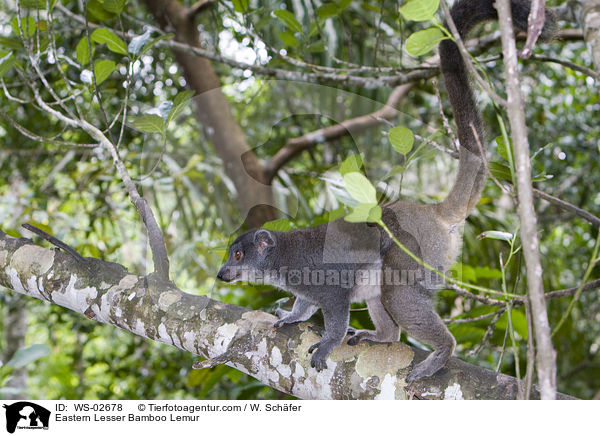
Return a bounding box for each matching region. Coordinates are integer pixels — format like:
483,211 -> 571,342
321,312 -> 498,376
254,229 -> 275,255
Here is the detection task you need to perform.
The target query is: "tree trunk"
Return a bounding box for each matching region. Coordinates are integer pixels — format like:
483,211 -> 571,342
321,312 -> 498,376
143,0 -> 278,228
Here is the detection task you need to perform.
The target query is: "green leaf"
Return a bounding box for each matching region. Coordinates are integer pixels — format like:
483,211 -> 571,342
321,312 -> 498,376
167,90 -> 194,126
340,154 -> 363,176
511,310 -> 528,340
361,3 -> 380,12
103,0 -> 126,14
198,366 -> 234,397
0,54 -> 16,78
368,205 -> 382,222
316,3 -> 339,19
399,0 -> 440,21
130,114 -> 165,134
449,324 -> 486,346
93,59 -> 116,84
495,135 -> 511,161
478,230 -> 513,242
76,37 -> 91,66
262,219 -> 294,232
316,207 -> 346,224
6,344 -> 50,368
86,0 -> 117,22
0,37 -> 23,50
473,266 -> 503,280
450,263 -> 477,282
337,0 -> 353,11
322,175 -> 359,207
278,31 -> 298,47
406,27 -> 446,56
389,126 -> 414,154
21,0 -> 59,9
488,161 -> 512,181
497,309 -> 528,340
343,172 -> 377,204
232,0 -> 249,12
455,306 -> 498,321
307,40 -> 325,52
91,28 -> 128,55
344,203 -> 381,223
11,17 -> 37,38
273,10 -> 303,34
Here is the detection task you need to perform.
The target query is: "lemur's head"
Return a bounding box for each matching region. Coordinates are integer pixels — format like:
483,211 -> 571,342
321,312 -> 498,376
217,229 -> 276,283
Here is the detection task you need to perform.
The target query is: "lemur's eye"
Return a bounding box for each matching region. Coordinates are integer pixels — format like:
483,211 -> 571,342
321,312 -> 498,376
234,250 -> 242,261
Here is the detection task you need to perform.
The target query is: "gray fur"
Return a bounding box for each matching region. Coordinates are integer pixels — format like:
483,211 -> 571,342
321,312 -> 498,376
218,0 -> 554,380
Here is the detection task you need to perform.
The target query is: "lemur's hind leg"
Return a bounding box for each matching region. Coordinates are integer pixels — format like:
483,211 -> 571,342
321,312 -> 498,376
382,282 -> 455,382
347,296 -> 400,345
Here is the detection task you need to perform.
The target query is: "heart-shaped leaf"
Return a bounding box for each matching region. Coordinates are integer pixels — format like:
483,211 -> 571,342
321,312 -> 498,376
91,28 -> 128,55
389,126 -> 414,155
399,0 -> 440,21
343,172 -> 377,204
406,27 -> 446,56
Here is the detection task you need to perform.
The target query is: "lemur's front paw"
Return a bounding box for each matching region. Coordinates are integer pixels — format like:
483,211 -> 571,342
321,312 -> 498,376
310,347 -> 328,371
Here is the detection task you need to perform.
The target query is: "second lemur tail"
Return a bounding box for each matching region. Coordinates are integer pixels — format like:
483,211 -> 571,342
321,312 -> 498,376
438,0 -> 554,219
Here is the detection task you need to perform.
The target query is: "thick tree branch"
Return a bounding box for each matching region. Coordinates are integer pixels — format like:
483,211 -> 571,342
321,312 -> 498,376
263,84 -> 414,183
0,231 -> 576,399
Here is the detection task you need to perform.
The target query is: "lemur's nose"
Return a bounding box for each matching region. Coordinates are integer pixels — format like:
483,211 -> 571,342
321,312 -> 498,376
216,267 -> 229,282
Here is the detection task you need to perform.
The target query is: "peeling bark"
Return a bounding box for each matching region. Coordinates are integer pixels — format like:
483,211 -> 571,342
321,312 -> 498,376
0,233 -> 575,399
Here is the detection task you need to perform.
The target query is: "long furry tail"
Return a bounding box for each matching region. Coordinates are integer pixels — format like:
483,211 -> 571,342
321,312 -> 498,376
438,0 -> 555,219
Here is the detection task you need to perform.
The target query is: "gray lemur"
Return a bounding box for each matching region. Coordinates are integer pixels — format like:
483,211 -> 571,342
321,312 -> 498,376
218,0 -> 554,381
